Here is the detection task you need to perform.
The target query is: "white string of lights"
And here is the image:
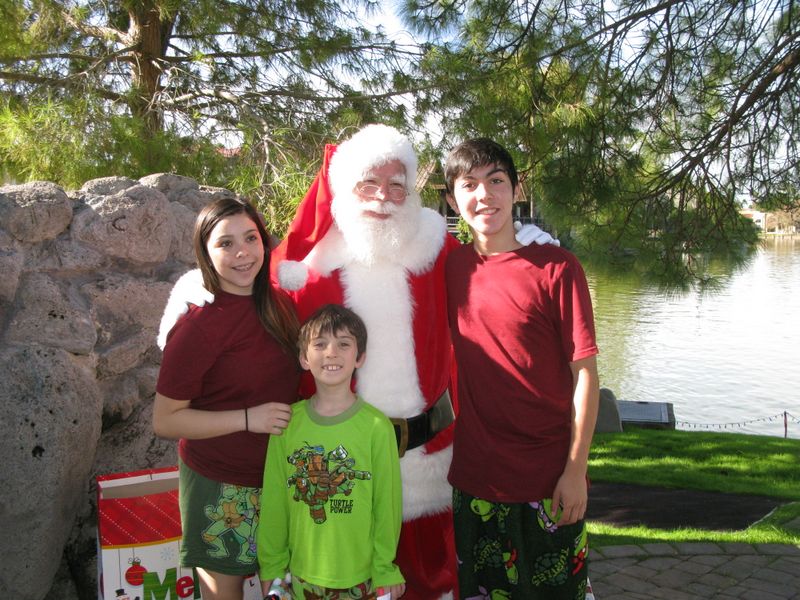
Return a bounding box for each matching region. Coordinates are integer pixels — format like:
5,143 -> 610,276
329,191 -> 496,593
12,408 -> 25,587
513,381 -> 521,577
676,411 -> 799,437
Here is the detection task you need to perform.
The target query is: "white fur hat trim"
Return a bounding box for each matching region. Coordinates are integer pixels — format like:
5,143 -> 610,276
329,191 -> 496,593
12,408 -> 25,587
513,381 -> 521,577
328,124 -> 418,200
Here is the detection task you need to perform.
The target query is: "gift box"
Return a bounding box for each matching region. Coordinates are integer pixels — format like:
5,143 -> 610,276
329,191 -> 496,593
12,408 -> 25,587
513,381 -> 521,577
96,467 -> 260,600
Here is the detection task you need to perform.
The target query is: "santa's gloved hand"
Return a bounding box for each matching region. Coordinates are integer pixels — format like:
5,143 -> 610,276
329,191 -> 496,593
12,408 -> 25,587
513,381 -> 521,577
514,221 -> 560,247
157,269 -> 215,349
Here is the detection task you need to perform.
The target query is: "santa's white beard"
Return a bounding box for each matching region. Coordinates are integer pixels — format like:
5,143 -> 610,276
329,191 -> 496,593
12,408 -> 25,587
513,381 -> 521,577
332,194 -> 421,265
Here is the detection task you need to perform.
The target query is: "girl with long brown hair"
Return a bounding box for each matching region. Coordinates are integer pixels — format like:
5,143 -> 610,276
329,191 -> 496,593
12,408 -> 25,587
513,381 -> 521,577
154,197 -> 300,600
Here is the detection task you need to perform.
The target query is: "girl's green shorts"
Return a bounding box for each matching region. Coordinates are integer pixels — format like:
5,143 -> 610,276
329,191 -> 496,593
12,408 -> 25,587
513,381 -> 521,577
178,460 -> 261,576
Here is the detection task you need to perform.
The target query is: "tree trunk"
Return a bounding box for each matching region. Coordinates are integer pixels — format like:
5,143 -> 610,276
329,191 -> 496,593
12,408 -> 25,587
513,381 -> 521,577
128,2 -> 175,138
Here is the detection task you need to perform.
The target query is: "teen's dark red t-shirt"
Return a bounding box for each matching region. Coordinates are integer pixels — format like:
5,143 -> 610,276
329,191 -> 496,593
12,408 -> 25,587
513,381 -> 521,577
446,243 -> 598,502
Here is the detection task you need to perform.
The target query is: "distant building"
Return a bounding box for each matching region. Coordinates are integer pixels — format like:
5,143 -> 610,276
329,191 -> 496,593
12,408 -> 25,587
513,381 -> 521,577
740,208 -> 799,234
739,208 -> 768,230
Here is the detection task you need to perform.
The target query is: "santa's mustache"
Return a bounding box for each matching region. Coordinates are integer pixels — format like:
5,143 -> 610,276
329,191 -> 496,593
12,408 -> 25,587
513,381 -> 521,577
357,200 -> 399,216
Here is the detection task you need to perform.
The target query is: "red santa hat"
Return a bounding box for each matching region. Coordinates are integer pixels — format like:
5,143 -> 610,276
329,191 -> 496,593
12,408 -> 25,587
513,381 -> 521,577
270,124 -> 418,287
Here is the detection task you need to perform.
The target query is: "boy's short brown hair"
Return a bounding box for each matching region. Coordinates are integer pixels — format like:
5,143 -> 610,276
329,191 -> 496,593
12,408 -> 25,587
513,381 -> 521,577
297,304 -> 368,359
444,138 -> 519,195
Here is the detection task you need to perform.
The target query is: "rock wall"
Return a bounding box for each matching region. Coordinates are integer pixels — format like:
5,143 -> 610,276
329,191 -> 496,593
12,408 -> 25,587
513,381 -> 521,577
0,174 -> 236,600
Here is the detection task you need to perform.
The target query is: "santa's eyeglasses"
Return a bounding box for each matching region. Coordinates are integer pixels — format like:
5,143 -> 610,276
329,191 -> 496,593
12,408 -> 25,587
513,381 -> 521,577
356,182 -> 407,201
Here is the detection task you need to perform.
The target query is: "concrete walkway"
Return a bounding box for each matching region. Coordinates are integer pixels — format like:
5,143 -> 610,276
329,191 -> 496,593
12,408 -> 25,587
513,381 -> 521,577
590,542 -> 800,599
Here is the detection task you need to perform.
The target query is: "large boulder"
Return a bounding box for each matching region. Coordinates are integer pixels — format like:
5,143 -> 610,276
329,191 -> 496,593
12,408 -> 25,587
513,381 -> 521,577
595,387 -> 624,433
93,400 -> 177,484
27,236 -> 106,273
96,329 -> 155,379
80,274 -> 170,424
0,344 -> 102,600
139,173 -> 199,199
0,172 -> 223,600
166,200 -> 198,264
0,181 -> 73,243
43,557 -> 80,600
80,176 -> 138,196
5,273 -> 97,355
0,229 -> 23,308
97,372 -> 142,423
170,186 -> 236,213
71,185 -> 174,265
81,274 -> 172,346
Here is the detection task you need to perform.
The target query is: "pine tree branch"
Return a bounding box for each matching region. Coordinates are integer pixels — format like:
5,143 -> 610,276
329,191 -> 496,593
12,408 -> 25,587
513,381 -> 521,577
0,70 -> 124,102
0,45 -> 139,65
59,8 -> 130,46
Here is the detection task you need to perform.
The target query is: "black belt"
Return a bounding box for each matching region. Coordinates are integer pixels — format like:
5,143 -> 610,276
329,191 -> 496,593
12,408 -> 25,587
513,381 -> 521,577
391,390 -> 455,458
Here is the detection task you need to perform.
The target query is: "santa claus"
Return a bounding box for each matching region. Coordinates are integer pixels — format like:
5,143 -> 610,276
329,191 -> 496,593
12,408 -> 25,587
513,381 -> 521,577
274,124 -> 460,599
158,124 -> 555,599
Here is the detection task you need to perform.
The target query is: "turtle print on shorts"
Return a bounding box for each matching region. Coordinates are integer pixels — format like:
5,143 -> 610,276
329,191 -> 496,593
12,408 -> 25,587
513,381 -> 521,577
454,488 -> 589,600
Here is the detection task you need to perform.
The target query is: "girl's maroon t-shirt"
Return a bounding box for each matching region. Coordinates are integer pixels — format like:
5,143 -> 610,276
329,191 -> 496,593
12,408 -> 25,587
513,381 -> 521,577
157,291 -> 300,487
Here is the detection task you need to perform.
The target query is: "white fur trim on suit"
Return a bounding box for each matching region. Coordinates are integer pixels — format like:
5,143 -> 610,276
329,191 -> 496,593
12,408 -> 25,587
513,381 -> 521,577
344,252 -> 453,517
343,259 -> 425,419
302,223 -> 346,277
329,124 -> 419,199
400,445 -> 453,520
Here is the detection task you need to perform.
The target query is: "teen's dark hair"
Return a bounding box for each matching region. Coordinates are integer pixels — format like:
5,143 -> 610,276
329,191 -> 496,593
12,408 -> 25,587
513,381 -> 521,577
297,304 -> 368,360
443,138 -> 519,195
193,197 -> 299,354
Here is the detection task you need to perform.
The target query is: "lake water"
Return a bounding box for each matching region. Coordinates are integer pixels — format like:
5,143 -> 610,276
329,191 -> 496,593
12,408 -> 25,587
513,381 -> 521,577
587,236 -> 800,439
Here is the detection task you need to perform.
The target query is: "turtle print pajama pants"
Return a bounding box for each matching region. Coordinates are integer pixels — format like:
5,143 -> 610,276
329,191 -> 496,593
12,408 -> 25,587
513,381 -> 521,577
453,488 -> 589,600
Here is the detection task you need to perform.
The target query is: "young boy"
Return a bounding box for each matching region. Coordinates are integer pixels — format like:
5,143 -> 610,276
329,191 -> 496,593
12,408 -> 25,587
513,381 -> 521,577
444,138 -> 600,599
258,303 -> 406,600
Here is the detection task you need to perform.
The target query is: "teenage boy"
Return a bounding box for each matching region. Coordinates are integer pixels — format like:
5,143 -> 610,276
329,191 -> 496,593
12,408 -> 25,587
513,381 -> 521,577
258,303 -> 406,600
444,138 -> 600,599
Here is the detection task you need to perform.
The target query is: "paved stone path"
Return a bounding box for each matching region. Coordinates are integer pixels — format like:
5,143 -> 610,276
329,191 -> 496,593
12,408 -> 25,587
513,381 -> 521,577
590,542 -> 800,599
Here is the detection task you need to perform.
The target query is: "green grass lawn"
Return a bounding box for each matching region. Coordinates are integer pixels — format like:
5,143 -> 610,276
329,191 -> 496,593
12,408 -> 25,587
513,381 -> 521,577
587,429 -> 800,547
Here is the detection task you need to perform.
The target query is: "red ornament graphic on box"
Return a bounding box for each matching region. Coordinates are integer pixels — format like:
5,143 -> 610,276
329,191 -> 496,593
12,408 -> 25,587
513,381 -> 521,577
125,557 -> 147,586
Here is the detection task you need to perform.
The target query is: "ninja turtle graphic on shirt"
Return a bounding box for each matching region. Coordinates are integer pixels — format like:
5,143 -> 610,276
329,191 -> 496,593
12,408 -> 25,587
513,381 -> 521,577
286,443 -> 371,524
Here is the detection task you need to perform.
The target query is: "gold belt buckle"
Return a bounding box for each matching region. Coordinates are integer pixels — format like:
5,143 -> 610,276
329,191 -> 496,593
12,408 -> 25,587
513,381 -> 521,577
391,417 -> 410,458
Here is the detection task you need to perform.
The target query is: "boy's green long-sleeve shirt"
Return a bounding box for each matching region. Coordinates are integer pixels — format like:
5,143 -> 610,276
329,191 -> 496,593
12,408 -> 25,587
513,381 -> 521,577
258,397 -> 404,589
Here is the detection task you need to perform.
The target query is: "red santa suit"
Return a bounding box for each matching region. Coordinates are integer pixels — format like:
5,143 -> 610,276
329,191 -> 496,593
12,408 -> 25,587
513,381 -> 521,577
272,125 -> 459,599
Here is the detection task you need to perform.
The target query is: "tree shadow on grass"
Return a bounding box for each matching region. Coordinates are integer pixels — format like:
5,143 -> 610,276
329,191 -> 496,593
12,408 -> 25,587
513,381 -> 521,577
587,481 -> 784,530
